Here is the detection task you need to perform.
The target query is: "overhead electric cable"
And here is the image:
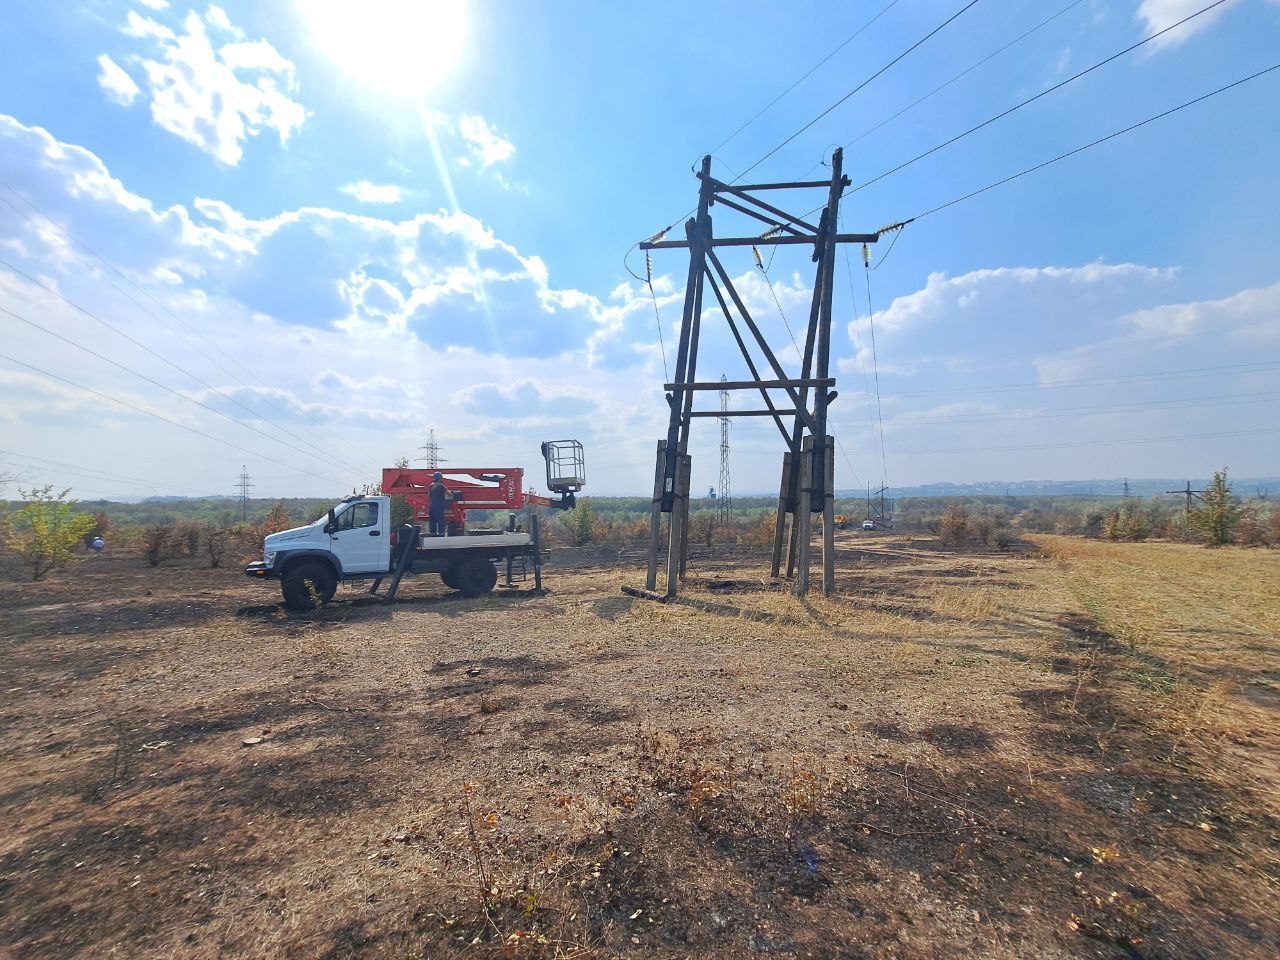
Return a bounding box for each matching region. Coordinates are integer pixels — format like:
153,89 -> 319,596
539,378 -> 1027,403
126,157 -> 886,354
878,358 -> 1280,399
708,0 -> 903,156
861,247 -> 889,488
0,448 -> 209,495
838,219 -> 881,476
853,0 -> 1231,194
0,349 -> 350,485
1,304 -> 355,481
836,0 -> 1087,157
907,61 -> 1280,221
869,425 -> 1280,456
736,0 -> 983,183
626,0 -> 980,268
831,390 -> 1280,429
0,186 -> 384,473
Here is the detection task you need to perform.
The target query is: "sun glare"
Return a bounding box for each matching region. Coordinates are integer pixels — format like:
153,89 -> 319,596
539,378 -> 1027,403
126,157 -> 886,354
299,0 -> 466,97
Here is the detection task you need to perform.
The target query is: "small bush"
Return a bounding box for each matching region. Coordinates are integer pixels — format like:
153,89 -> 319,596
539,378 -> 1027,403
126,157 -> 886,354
143,522 -> 178,567
936,504 -> 969,546
204,524 -> 229,568
3,486 -> 96,580
175,519 -> 203,557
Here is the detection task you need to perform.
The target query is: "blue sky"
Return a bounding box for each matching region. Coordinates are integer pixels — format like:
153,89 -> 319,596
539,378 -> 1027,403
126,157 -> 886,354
1,0 -> 1278,499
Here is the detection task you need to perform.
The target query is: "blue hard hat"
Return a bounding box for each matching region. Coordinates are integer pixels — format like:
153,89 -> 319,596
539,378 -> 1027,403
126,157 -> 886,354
433,472 -> 443,480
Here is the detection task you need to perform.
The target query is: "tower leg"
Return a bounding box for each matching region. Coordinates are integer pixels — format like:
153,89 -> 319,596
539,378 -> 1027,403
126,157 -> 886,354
770,451 -> 792,578
665,451 -> 690,598
821,435 -> 836,597
645,440 -> 666,591
678,457 -> 692,579
795,436 -> 814,596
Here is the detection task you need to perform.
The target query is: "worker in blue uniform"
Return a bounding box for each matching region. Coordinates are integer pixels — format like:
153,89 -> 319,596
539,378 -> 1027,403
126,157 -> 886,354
427,472 -> 448,537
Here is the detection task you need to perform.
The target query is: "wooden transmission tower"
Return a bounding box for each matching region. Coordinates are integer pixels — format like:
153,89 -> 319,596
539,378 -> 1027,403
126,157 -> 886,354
640,150 -> 882,598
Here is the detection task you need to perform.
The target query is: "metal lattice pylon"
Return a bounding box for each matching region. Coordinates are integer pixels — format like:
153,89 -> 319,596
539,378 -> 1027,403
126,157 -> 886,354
418,429 -> 446,469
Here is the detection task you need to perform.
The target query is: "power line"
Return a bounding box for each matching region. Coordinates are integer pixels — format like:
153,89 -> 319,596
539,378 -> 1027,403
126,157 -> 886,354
837,213 -> 881,481
860,247 -> 889,488
0,185 -> 383,475
833,0 -> 1088,160
908,61 -> 1280,222
707,0 -> 903,156
872,359 -> 1280,400
854,424 -> 1280,456
644,251 -> 670,380
0,304 -> 356,481
0,448 -> 210,496
736,0 -> 984,183
624,0 -> 980,276
831,390 -> 1280,429
0,349 -> 349,485
853,0 -> 1232,195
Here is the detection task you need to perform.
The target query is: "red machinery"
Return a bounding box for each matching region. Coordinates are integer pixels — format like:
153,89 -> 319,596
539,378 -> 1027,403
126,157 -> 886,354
381,440 -> 585,533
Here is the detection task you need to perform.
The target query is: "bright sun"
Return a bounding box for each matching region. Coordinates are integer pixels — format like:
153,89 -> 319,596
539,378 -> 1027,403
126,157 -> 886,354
298,0 -> 467,97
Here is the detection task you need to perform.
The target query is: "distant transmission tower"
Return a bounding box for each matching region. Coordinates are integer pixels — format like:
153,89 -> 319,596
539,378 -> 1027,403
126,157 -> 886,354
717,375 -> 732,522
236,465 -> 253,522
1123,478 -> 1131,498
418,429 -> 446,469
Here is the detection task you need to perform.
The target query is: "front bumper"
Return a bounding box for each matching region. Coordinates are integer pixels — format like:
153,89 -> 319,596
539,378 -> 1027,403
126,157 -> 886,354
243,560 -> 276,580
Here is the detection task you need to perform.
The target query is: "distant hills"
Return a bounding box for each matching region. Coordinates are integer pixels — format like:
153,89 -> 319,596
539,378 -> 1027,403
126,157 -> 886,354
840,477 -> 1280,500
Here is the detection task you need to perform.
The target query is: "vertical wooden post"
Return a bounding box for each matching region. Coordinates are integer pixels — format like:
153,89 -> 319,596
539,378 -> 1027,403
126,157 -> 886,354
770,451 -> 792,578
795,436 -> 814,596
678,454 -> 692,579
665,452 -> 690,597
645,440 -> 666,591
821,435 -> 836,597
531,514 -> 543,592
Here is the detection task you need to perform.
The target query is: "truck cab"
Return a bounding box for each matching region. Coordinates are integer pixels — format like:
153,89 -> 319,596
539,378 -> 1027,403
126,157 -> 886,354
259,495 -> 391,577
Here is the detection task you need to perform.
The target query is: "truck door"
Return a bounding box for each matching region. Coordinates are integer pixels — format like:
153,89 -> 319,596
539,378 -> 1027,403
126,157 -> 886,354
329,500 -> 389,573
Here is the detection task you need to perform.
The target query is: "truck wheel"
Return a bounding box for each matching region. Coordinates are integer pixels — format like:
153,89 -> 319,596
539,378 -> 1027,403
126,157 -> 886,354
282,561 -> 336,611
455,557 -> 497,597
440,567 -> 460,590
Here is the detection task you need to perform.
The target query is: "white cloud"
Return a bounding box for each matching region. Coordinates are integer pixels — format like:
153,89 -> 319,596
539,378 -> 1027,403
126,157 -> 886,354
340,181 -> 402,204
137,0 -> 169,9
113,8 -> 305,166
1136,0 -> 1238,49
95,54 -> 141,106
458,114 -> 515,168
203,4 -> 241,37
1121,281 -> 1280,341
863,262 -> 1175,338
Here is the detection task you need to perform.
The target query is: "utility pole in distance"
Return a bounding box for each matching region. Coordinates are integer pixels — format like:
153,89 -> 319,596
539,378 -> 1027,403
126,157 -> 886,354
236,466 -> 253,523
418,429 -> 445,470
1165,480 -> 1205,540
718,374 -> 732,524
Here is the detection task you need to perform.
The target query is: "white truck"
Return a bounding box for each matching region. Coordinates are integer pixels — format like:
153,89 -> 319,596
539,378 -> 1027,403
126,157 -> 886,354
244,496 -> 543,609
244,441 -> 584,610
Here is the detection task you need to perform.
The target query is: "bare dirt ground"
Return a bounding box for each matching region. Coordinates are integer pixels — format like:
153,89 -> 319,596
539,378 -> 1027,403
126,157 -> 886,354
1,534 -> 1277,959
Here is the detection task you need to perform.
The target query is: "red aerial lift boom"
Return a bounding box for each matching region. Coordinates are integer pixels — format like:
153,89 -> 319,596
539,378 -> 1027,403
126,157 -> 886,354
381,440 -> 585,533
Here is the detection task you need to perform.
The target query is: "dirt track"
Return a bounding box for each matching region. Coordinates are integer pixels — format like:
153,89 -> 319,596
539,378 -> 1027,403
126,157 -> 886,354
1,535 -> 1277,958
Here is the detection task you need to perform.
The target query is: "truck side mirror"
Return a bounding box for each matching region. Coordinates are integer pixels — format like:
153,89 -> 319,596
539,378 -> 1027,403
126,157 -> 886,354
324,509 -> 336,534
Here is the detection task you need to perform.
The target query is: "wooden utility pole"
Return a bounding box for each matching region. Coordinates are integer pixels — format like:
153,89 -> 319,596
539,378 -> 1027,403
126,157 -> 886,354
640,150 -> 880,597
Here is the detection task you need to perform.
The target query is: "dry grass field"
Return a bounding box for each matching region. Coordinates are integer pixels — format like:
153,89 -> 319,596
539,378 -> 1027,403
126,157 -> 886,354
1,533 -> 1277,959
